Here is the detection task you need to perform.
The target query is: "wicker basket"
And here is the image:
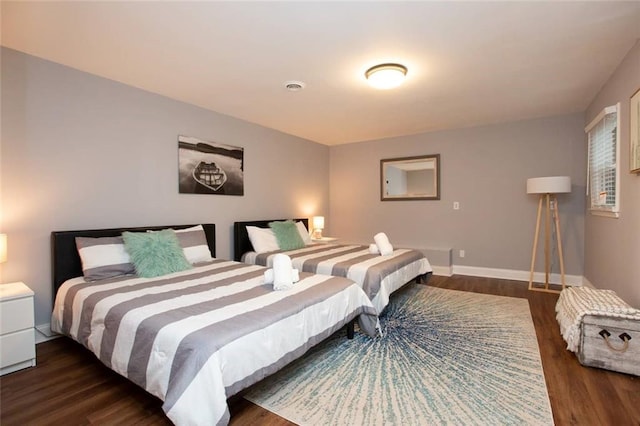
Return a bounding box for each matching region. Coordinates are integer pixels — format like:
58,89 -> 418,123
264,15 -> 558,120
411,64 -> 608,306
578,314 -> 640,376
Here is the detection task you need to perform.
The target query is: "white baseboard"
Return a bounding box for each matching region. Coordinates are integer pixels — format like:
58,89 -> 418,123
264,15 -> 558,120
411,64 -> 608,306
35,323 -> 61,344
451,265 -> 584,286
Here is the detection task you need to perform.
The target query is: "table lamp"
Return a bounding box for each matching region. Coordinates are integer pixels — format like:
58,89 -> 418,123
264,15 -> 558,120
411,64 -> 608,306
312,216 -> 325,239
0,234 -> 6,263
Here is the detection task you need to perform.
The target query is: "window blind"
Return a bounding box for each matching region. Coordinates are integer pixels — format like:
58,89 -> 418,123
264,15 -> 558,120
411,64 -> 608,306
586,104 -> 619,215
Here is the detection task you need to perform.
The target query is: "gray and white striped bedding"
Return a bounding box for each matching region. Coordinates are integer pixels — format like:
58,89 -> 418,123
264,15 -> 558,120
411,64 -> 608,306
51,259 -> 377,426
242,244 -> 432,313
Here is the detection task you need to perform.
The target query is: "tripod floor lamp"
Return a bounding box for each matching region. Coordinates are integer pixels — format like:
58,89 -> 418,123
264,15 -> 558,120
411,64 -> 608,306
527,176 -> 571,293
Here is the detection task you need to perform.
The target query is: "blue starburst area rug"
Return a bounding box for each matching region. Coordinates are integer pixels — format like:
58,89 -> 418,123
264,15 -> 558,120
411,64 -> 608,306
244,284 -> 554,425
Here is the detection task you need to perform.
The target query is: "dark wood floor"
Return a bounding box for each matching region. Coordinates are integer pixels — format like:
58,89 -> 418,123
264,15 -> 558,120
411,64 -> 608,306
1,275 -> 639,425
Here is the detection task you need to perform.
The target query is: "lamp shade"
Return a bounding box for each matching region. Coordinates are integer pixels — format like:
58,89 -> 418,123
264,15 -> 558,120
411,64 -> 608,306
0,234 -> 6,263
312,216 -> 325,230
526,176 -> 571,194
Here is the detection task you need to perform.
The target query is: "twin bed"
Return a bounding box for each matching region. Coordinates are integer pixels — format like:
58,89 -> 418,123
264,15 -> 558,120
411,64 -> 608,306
234,218 -> 433,314
50,223 -> 377,426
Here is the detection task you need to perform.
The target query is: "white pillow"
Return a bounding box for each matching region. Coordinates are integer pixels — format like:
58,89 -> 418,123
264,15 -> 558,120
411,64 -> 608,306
246,226 -> 279,253
76,236 -> 135,281
296,221 -> 312,245
174,225 -> 213,263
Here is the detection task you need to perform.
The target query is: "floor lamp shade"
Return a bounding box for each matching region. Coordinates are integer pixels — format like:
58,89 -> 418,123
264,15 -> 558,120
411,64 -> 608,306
527,176 -> 571,194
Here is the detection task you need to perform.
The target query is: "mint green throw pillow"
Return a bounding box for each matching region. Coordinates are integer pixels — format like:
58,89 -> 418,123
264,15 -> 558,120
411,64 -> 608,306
269,220 -> 305,251
122,229 -> 192,278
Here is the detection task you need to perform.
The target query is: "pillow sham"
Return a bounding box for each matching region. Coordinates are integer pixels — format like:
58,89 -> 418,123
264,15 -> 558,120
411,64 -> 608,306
269,220 -> 305,251
246,226 -> 279,253
76,236 -> 136,281
173,225 -> 213,264
296,221 -> 312,245
122,229 -> 192,278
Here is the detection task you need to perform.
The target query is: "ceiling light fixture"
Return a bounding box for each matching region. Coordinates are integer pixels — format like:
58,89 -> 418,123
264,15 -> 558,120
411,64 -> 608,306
365,63 -> 408,90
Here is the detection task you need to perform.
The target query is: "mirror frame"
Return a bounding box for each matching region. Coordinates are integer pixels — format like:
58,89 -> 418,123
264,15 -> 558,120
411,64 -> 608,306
380,154 -> 440,201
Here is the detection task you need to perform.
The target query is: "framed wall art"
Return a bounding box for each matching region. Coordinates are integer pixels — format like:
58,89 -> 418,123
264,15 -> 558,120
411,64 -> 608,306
178,135 -> 244,195
631,87 -> 640,174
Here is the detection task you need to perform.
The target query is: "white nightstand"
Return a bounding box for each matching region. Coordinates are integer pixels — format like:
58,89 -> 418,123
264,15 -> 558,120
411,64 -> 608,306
311,237 -> 338,244
0,282 -> 36,375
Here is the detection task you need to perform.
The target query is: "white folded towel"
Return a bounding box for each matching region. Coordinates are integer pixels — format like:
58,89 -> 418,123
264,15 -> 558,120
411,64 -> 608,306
269,254 -> 299,290
368,243 -> 380,254
374,232 -> 394,256
264,268 -> 300,285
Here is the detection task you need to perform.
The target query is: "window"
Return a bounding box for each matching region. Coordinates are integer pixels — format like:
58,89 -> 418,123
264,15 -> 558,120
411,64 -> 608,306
586,103 -> 620,218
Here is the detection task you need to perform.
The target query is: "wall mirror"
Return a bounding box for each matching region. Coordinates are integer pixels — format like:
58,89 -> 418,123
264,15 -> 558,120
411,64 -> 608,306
380,154 -> 440,201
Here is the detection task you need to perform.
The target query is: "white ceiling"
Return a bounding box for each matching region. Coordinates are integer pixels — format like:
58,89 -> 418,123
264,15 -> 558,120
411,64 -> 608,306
2,1 -> 639,146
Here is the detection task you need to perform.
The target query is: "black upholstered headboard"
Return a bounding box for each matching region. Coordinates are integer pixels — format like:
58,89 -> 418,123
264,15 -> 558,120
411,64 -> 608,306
51,224 -> 216,292
233,218 -> 308,262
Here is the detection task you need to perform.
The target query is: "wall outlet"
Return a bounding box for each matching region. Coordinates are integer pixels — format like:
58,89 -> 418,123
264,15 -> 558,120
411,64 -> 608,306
453,201 -> 460,210
459,249 -> 465,258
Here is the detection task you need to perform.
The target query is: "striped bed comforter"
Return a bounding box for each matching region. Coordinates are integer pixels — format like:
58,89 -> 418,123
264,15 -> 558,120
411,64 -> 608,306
242,244 -> 432,314
51,259 -> 377,426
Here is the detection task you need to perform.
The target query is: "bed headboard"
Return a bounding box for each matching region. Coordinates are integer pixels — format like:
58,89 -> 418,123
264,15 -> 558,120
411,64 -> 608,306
51,224 -> 216,292
233,218 -> 308,262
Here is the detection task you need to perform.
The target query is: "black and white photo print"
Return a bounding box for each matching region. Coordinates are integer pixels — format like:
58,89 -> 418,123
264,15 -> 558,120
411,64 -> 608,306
178,135 -> 244,195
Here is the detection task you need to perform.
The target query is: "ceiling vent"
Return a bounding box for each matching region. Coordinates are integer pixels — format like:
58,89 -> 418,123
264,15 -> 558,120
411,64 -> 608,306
284,81 -> 306,91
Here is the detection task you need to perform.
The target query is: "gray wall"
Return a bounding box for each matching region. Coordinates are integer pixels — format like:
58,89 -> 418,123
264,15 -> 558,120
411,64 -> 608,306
329,114 -> 586,277
4,40 -> 635,327
584,40 -> 640,307
0,48 -> 329,325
